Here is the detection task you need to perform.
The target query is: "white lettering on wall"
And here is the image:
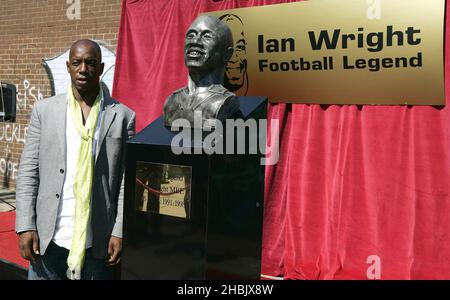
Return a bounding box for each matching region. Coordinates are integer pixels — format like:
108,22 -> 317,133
0,157 -> 18,181
0,124 -> 28,144
16,79 -> 44,111
66,0 -> 81,20
1,79 -> 42,180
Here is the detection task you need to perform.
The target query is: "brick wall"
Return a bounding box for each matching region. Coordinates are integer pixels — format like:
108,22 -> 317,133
0,0 -> 122,189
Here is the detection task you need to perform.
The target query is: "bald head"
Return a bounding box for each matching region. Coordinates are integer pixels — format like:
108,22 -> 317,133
190,15 -> 233,50
67,39 -> 104,94
184,15 -> 234,74
69,39 -> 102,61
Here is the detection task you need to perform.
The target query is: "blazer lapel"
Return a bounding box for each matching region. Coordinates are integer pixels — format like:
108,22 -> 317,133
96,96 -> 117,161
54,94 -> 68,160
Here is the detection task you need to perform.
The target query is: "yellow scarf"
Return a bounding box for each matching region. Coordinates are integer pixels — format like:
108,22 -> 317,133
66,86 -> 102,280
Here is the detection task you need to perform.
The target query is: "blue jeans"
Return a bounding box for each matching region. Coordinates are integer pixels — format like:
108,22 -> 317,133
28,241 -> 113,280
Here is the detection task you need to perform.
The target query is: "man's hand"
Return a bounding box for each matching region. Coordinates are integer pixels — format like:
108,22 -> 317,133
19,231 -> 40,262
106,236 -> 122,266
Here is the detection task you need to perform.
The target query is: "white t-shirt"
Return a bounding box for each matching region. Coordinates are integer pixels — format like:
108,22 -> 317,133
52,95 -> 104,250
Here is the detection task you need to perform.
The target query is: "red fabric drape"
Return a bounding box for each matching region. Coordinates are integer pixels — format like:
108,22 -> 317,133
113,0 -> 450,279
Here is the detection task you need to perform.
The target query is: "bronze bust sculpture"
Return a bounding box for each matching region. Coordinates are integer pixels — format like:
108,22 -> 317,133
163,15 -> 240,128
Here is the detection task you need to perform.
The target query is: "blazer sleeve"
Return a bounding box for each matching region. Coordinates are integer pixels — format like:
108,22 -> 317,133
111,111 -> 136,238
15,103 -> 41,233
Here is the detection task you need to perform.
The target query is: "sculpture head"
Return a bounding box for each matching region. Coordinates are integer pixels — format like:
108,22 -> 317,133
163,16 -> 240,129
184,15 -> 234,74
219,14 -> 248,94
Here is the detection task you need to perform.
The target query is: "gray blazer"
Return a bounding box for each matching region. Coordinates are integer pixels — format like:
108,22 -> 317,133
15,92 -> 135,259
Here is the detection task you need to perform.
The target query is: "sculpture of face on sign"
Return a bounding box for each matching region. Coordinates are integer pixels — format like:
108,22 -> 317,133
219,14 -> 248,95
163,15 -> 240,129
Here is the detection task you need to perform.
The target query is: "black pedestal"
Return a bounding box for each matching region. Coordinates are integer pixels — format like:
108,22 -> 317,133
121,96 -> 267,279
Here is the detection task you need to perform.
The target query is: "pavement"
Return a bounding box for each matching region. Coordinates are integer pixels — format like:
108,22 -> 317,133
0,189 -> 16,212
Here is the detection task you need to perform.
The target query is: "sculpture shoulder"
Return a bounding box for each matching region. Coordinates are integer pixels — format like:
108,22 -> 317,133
208,85 -> 236,98
201,86 -> 236,111
205,87 -> 240,119
169,87 -> 189,97
207,86 -> 238,108
166,85 -> 233,99
164,87 -> 188,107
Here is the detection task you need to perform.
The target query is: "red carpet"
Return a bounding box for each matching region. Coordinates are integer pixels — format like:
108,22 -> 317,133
0,212 -> 28,268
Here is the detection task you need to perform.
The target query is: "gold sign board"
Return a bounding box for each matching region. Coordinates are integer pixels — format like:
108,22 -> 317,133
208,0 -> 445,105
136,162 -> 192,219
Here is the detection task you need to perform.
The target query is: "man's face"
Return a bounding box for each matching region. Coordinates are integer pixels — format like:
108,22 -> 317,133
222,16 -> 247,90
66,43 -> 104,93
184,17 -> 226,71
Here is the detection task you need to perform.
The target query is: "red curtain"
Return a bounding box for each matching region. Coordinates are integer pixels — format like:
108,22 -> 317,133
113,0 -> 450,279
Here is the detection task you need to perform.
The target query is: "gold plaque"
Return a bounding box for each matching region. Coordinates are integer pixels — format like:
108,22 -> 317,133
135,162 -> 192,219
208,0 -> 445,105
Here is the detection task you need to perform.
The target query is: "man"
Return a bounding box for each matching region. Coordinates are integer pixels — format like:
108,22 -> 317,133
163,15 -> 240,129
219,14 -> 248,95
16,39 -> 136,280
